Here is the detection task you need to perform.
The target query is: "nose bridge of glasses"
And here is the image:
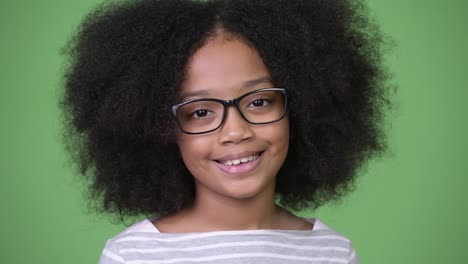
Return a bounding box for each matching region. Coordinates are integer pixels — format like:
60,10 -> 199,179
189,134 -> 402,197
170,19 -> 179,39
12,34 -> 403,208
223,98 -> 247,122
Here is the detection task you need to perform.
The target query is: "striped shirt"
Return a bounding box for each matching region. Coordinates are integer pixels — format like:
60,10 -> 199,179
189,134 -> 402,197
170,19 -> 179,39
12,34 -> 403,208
99,218 -> 359,264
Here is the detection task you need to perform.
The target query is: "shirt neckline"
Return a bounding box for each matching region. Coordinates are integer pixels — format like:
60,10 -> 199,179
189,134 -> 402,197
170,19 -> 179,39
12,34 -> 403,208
125,218 -> 327,235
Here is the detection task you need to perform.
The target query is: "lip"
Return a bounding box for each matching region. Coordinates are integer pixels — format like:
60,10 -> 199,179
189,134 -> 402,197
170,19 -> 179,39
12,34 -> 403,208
214,152 -> 263,175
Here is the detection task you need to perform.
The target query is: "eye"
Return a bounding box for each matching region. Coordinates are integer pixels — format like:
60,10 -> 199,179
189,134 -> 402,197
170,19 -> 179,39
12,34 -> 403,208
191,109 -> 212,118
248,99 -> 270,108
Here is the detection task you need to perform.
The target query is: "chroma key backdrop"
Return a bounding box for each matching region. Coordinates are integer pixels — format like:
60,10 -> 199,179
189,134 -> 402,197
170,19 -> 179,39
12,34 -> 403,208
0,0 -> 467,263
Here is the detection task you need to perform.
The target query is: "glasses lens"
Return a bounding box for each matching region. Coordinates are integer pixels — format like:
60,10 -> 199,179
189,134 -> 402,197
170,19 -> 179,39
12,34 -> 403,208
176,100 -> 224,133
239,90 -> 286,124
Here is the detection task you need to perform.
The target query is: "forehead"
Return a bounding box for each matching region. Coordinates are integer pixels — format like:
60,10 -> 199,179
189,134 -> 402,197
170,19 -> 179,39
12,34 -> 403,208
179,37 -> 272,100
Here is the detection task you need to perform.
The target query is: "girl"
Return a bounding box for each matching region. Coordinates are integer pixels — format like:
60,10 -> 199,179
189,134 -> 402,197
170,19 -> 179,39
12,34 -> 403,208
62,0 -> 389,263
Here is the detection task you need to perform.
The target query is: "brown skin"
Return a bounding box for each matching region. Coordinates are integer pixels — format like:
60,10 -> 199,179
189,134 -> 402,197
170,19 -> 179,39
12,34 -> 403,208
154,36 -> 312,233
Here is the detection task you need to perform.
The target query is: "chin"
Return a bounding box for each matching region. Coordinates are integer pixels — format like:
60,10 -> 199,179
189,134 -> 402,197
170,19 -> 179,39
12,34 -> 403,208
220,178 -> 273,200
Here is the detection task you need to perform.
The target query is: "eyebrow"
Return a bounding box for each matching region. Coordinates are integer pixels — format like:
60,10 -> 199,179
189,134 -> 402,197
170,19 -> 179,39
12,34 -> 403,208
179,76 -> 273,101
241,76 -> 273,90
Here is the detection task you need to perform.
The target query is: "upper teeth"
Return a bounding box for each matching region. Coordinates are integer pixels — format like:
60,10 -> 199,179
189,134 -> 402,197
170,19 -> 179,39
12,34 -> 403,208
222,154 -> 259,166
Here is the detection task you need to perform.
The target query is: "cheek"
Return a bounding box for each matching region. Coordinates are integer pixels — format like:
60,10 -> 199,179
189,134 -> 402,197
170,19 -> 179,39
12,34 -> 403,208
177,135 -> 213,168
270,118 -> 290,151
254,118 -> 289,165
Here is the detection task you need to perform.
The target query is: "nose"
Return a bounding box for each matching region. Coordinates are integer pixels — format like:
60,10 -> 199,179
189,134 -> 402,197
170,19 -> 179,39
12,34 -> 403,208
218,105 -> 254,144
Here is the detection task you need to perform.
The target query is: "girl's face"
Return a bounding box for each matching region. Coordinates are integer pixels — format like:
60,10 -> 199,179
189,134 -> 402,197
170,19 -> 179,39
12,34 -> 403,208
177,37 -> 289,202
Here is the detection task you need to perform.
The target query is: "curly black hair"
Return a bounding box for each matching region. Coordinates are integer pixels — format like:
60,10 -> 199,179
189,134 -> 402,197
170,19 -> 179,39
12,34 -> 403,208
61,0 -> 390,220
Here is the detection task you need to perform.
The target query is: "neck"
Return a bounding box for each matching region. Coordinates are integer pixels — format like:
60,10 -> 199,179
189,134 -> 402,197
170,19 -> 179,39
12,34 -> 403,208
187,185 -> 282,231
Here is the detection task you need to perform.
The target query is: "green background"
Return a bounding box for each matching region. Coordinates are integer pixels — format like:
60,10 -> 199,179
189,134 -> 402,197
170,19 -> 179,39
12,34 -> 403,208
1,0 -> 467,263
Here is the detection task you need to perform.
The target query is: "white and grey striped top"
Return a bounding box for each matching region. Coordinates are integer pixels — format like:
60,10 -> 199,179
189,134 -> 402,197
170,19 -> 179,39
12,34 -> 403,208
99,218 -> 359,264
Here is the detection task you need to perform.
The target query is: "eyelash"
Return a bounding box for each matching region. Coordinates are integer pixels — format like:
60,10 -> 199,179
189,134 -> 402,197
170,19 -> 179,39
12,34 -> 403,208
187,98 -> 272,119
247,98 -> 270,108
190,109 -> 213,119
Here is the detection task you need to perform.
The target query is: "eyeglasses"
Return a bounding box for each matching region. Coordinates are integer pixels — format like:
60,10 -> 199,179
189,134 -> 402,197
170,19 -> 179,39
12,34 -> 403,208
171,88 -> 288,134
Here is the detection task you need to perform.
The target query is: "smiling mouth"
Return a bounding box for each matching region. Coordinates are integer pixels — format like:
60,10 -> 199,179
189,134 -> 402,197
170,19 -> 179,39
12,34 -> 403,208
215,152 -> 263,166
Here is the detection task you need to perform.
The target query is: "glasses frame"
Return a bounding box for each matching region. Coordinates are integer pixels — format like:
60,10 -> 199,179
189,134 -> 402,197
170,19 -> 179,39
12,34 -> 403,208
171,88 -> 288,135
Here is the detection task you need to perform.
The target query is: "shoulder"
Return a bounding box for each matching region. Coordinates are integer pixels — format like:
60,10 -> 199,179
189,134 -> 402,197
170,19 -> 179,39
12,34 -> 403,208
311,219 -> 360,264
99,219 -> 158,264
